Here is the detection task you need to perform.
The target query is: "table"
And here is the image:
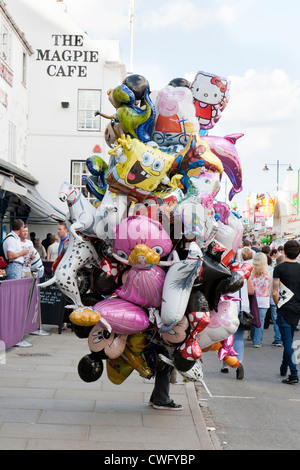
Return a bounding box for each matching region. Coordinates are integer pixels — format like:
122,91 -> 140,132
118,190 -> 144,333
0,277 -> 40,349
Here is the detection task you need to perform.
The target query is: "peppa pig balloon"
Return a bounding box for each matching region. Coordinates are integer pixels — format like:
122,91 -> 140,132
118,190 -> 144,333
151,85 -> 199,147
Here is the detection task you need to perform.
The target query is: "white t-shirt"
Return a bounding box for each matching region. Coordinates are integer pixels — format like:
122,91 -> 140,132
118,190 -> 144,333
47,242 -> 59,261
240,281 -> 250,313
3,232 -> 24,264
268,266 -> 275,306
20,239 -> 34,273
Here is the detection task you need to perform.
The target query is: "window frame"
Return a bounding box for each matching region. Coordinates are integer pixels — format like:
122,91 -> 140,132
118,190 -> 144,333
70,159 -> 96,204
77,89 -> 101,132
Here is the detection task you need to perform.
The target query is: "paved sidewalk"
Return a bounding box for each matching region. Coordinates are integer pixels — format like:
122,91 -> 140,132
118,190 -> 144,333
0,326 -> 218,450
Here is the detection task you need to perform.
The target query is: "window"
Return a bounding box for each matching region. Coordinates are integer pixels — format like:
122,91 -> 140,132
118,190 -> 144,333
77,89 -> 101,131
70,160 -> 95,203
8,122 -> 16,164
0,24 -> 11,66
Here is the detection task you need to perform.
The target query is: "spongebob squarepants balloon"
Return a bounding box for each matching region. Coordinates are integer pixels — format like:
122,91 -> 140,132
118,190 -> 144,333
106,134 -> 175,202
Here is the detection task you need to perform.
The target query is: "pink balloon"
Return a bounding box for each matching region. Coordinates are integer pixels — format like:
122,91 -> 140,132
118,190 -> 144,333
218,335 -> 238,361
93,298 -> 149,334
115,265 -> 166,307
202,134 -> 243,201
114,215 -> 173,259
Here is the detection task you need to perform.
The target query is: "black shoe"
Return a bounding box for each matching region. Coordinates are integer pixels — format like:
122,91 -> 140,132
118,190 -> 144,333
280,365 -> 287,377
236,363 -> 244,380
153,401 -> 183,410
282,375 -> 299,384
220,367 -> 229,374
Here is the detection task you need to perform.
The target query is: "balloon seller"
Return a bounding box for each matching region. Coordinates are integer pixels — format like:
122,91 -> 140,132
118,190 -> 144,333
39,71 -> 249,410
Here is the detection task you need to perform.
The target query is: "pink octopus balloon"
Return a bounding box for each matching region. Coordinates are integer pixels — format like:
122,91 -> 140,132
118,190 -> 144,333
93,298 -> 149,334
113,215 -> 173,307
115,264 -> 166,307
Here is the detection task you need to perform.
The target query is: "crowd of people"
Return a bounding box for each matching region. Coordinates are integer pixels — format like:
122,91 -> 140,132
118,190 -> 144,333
224,237 -> 300,385
0,220 -> 69,280
1,220 -> 300,393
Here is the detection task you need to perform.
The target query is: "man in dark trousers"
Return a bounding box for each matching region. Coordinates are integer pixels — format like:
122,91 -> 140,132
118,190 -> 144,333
272,240 -> 300,384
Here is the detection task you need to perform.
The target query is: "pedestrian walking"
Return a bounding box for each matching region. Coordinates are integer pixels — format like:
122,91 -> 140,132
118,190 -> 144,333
272,240 -> 300,384
268,257 -> 281,347
250,252 -> 272,347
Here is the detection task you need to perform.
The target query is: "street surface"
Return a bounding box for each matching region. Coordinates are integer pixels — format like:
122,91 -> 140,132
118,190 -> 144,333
195,324 -> 300,450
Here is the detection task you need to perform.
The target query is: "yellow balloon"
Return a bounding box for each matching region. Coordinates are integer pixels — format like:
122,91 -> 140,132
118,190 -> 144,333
223,355 -> 239,369
128,244 -> 160,267
106,357 -> 133,385
122,346 -> 153,379
107,134 -> 175,202
69,307 -> 101,327
127,332 -> 147,355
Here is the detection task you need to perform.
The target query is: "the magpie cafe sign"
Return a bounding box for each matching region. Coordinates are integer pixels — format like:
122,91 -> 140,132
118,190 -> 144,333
36,34 -> 99,77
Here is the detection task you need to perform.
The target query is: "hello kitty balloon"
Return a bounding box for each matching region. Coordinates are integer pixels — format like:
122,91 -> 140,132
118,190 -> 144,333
190,71 -> 230,130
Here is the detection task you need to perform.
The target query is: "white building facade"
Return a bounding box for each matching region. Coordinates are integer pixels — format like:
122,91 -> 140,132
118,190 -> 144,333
2,0 -> 126,237
0,1 -> 38,238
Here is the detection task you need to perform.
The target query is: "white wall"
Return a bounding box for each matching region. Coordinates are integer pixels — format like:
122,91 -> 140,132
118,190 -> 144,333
5,0 -> 126,214
0,7 -> 30,168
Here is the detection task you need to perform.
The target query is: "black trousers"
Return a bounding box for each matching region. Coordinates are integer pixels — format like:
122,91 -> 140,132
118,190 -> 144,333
150,363 -> 174,405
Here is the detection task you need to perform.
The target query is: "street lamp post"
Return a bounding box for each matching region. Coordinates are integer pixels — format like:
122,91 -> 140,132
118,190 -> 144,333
263,160 -> 293,192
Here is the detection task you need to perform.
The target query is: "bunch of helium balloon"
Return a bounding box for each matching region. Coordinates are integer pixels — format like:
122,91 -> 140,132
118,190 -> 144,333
51,72 -> 250,385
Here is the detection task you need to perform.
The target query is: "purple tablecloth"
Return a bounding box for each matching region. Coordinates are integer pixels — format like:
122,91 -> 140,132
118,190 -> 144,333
0,278 -> 40,349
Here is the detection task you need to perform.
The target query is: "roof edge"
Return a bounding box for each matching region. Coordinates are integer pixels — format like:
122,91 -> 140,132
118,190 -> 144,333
0,159 -> 39,185
0,1 -> 34,55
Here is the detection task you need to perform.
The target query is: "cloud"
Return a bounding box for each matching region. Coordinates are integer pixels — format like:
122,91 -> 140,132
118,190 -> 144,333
65,0 -> 130,39
65,0 -> 257,35
139,0 -> 256,30
222,69 -> 300,123
184,68 -> 300,123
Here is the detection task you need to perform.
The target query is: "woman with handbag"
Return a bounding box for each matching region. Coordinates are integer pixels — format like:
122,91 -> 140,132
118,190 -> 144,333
250,252 -> 272,347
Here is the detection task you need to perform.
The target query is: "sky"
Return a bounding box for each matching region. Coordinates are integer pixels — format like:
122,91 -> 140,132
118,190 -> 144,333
63,0 -> 300,213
